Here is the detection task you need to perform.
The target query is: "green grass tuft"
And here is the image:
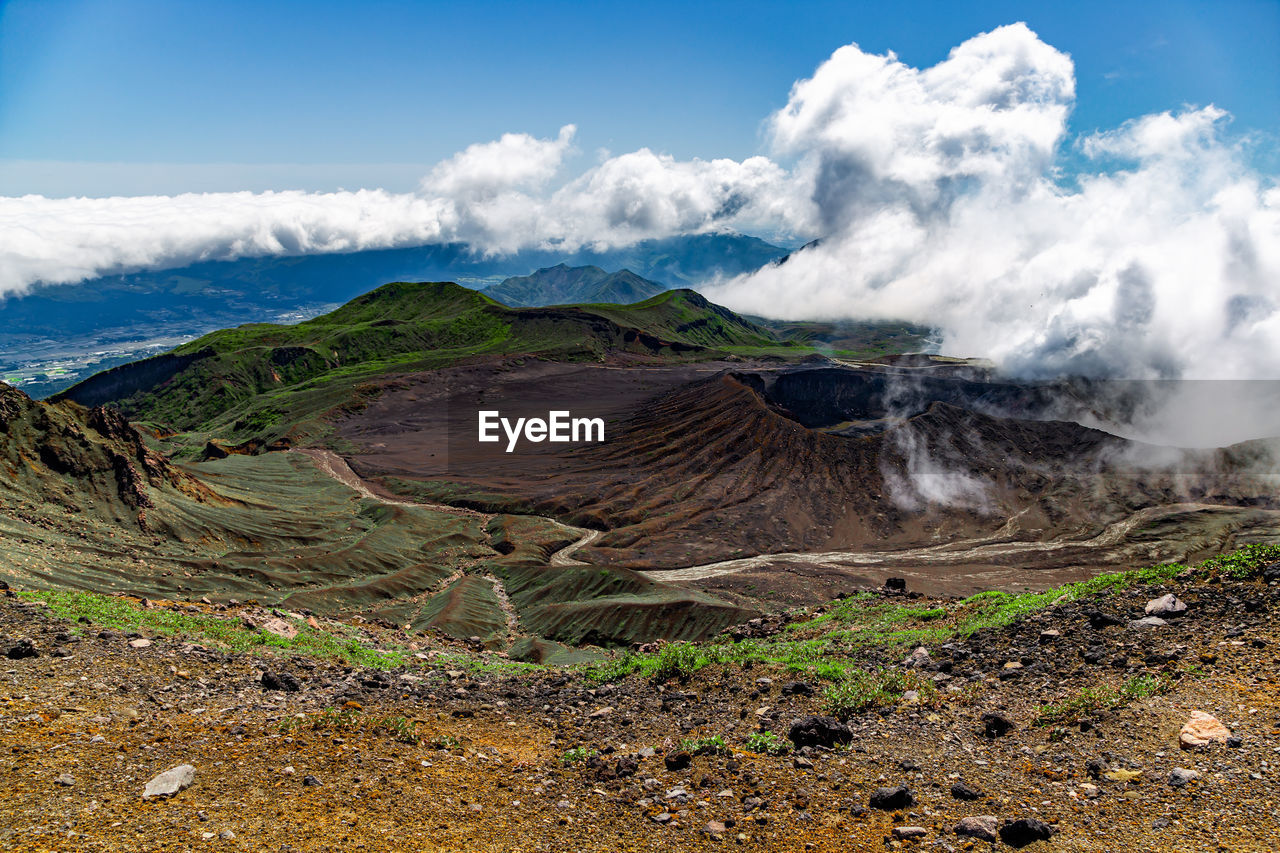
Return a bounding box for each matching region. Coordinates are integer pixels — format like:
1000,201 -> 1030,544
743,731 -> 791,755
280,708 -> 422,744
560,746 -> 599,765
678,734 -> 728,756
1034,673 -> 1175,726
821,668 -> 938,719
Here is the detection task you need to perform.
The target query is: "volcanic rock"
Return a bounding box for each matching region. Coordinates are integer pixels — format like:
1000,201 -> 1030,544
955,816 -> 998,842
6,639 -> 39,659
787,715 -> 852,749
1145,594 -> 1188,618
868,786 -> 914,810
999,817 -> 1055,848
261,671 -> 301,692
981,712 -> 1014,738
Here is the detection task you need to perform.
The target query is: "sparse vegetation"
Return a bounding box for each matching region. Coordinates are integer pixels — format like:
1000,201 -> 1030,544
679,734 -> 728,756
15,588 -> 540,676
429,734 -> 462,751
560,746 -> 599,765
1199,543 -> 1280,579
651,641 -> 706,681
573,547 -> 1265,689
1034,673 -> 1175,726
821,668 -> 938,719
744,731 -> 791,755
19,589 -> 419,669
280,708 -> 422,744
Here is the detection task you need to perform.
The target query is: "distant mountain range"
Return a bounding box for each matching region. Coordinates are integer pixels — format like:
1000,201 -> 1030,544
0,232 -> 790,398
483,265 -> 666,307
1,233 -> 788,345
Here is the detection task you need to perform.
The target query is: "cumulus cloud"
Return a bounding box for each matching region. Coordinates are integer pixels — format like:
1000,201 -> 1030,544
2,22 -> 1277,386
422,124 -> 576,199
548,150 -> 790,250
706,24 -> 1280,381
769,22 -> 1074,233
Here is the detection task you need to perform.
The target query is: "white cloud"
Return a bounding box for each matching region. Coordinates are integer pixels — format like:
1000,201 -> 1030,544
548,150 -> 790,250
0,189 -> 452,294
706,25 -> 1280,381
421,124 -> 576,199
0,123 -> 789,288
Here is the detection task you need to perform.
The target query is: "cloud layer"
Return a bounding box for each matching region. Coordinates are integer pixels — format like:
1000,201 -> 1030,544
3,23 -> 1277,380
706,24 -> 1280,381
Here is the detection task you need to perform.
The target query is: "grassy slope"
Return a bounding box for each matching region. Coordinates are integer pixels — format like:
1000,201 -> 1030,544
753,317 -> 934,360
20,542 -> 1278,690
586,537 -> 1280,712
65,282 -> 817,444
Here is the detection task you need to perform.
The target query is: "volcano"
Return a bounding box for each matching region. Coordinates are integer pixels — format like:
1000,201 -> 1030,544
9,281 -> 1279,641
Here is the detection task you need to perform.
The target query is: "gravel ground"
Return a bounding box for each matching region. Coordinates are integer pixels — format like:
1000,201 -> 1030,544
1,575 -> 1277,853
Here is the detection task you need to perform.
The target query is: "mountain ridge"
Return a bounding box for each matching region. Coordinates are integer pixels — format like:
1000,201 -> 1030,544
483,264 -> 666,307
54,281 -> 800,442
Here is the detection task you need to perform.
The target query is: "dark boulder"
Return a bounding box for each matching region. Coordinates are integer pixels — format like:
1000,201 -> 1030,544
788,715 -> 852,749
999,818 -> 1055,848
869,785 -> 914,810
780,681 -> 814,697
981,712 -> 1014,738
261,671 -> 301,692
6,639 -> 39,660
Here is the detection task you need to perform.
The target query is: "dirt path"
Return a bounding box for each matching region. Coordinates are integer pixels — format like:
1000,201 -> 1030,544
297,449 -> 480,516
483,573 -> 522,635
301,449 -> 1236,586
641,502 -> 1230,582
549,528 -> 600,566
296,448 -> 599,568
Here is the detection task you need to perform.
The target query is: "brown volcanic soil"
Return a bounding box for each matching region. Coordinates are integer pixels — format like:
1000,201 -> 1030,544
2,572 -> 1279,852
335,362 -> 1280,605
0,383 -> 759,650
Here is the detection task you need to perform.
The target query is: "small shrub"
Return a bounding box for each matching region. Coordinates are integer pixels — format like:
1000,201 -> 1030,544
582,652 -> 641,684
560,746 -> 599,765
429,734 -> 462,751
679,735 -> 727,756
744,731 -> 791,755
280,708 -> 421,744
651,642 -> 705,681
822,668 -> 936,719
1199,543 -> 1280,579
1034,673 -> 1173,726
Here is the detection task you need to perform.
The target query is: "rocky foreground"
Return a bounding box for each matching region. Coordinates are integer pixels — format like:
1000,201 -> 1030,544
1,558 -> 1278,853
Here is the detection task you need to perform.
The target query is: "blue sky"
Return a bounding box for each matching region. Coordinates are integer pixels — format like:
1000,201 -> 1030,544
2,0 -> 1276,195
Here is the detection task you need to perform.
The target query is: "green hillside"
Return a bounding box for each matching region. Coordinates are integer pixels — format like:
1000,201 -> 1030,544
57,281 -> 801,443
